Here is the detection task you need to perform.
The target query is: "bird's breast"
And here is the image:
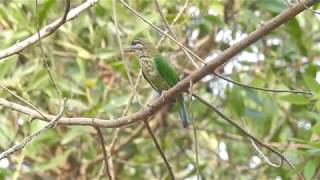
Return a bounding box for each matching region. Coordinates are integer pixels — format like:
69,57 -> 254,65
139,57 -> 169,91
140,57 -> 154,74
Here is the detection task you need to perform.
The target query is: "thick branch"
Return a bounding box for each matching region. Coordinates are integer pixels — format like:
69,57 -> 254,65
0,0 -> 317,128
0,0 -> 98,60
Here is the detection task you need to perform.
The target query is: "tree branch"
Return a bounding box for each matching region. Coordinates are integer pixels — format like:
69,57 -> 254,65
143,119 -> 175,179
213,72 -> 312,95
0,0 -> 98,60
0,98 -> 67,160
191,93 -> 304,179
95,127 -> 113,180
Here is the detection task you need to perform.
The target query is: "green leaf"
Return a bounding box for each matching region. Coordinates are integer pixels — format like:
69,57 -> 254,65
304,160 -> 317,180
280,94 -> 310,105
305,111 -> 320,122
38,0 -> 55,26
27,70 -> 49,91
303,75 -> 320,93
256,0 -> 287,13
0,59 -> 15,79
312,123 -> 320,134
228,86 -> 244,116
61,127 -> 87,145
32,148 -> 74,172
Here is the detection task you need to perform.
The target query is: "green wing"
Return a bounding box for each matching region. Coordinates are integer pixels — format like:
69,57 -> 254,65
154,55 -> 179,87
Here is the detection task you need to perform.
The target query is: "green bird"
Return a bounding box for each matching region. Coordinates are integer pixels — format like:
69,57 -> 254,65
124,38 -> 190,127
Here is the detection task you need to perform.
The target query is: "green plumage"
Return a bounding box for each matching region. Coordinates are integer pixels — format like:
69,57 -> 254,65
126,39 -> 190,127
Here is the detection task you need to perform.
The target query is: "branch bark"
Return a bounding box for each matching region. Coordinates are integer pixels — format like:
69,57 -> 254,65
0,0 -> 98,60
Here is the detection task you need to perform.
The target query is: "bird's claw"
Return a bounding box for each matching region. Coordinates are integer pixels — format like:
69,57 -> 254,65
160,90 -> 167,102
146,104 -> 153,108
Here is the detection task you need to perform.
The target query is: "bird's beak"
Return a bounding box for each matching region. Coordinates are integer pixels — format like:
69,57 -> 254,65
123,46 -> 135,53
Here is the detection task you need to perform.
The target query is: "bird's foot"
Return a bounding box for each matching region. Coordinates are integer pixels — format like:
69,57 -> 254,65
143,104 -> 153,111
160,90 -> 167,102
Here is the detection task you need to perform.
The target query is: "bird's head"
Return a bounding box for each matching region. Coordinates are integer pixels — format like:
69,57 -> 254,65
124,38 -> 157,58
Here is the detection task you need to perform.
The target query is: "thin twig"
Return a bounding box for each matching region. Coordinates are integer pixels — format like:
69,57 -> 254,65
95,127 -> 113,180
213,72 -> 312,95
241,119 -> 281,167
119,0 -> 206,65
112,0 -> 142,106
193,126 -> 200,180
12,147 -> 26,180
109,73 -> 142,152
192,93 -> 305,180
35,0 -> 70,110
0,0 -> 98,60
156,0 -> 190,47
0,98 -> 67,160
0,83 -> 48,120
297,0 -> 320,14
190,93 -> 292,168
109,0 -> 144,154
189,81 -> 200,180
153,0 -> 199,69
284,0 -> 293,7
143,119 -> 175,179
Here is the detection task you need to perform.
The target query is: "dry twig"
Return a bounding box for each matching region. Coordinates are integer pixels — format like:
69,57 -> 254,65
0,0 -> 98,60
0,98 -> 67,160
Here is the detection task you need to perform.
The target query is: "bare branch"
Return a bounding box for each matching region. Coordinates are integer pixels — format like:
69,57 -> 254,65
153,0 -> 199,69
143,119 -> 175,179
119,0 -> 207,65
0,83 -> 48,120
35,0 -> 70,109
190,93 -> 304,177
156,0 -> 190,48
0,98 -> 67,160
213,72 -> 312,95
95,127 -> 113,180
112,0 -> 142,107
297,0 -> 320,14
0,0 -> 98,60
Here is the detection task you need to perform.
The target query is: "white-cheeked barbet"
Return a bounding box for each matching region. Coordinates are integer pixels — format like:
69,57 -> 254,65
124,39 -> 190,127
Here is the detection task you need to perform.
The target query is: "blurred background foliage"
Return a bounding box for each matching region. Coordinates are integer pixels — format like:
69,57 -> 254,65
0,0 -> 320,179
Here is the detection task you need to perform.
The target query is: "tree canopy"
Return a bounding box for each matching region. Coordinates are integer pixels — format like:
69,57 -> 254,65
0,0 -> 320,179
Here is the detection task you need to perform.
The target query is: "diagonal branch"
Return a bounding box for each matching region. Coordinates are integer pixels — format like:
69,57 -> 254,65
0,98 -> 67,160
213,72 -> 312,95
0,0 -> 98,60
95,127 -> 113,180
0,0 -> 317,128
35,0 -> 70,110
153,0 -> 199,69
191,93 -> 304,179
119,0 -> 206,65
143,119 -> 175,179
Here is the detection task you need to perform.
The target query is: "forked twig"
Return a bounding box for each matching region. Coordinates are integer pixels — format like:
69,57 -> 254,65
0,0 -> 98,60
191,92 -> 305,179
190,93 -> 292,168
0,98 -> 67,160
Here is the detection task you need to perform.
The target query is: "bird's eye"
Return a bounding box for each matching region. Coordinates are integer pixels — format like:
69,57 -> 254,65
130,39 -> 143,49
131,39 -> 141,46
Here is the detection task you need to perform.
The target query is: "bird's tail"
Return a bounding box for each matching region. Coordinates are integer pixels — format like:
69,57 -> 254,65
177,94 -> 190,127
